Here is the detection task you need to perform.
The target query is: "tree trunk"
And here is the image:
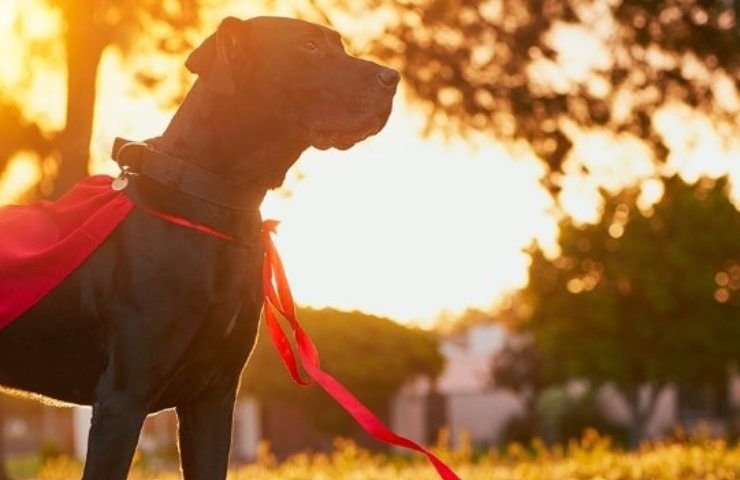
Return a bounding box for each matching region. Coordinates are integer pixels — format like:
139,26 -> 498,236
627,383 -> 661,449
52,3 -> 106,198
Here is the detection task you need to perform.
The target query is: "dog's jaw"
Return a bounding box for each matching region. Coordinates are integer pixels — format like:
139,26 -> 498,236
308,100 -> 395,152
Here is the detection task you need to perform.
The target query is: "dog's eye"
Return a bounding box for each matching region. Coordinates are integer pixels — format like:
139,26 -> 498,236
302,41 -> 318,52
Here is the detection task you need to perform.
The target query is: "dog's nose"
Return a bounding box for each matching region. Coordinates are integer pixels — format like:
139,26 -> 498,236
377,68 -> 400,89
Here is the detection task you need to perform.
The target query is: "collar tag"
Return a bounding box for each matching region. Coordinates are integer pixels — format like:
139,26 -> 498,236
111,173 -> 129,191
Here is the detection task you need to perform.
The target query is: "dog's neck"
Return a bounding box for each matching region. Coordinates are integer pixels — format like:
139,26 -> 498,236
154,81 -> 309,198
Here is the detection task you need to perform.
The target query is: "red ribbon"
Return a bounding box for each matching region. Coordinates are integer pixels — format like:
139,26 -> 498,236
137,204 -> 460,478
136,204 -> 236,242
261,220 -> 461,480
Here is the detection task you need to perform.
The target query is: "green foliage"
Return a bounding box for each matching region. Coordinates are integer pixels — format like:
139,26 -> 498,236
240,307 -> 444,434
323,0 -> 740,182
520,176 -> 740,390
559,396 -> 628,446
492,333 -> 543,393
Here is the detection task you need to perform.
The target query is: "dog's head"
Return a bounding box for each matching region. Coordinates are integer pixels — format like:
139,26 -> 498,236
185,16 -> 399,152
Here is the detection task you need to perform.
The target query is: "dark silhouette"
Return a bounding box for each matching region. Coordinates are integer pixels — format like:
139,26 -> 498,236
331,0 -> 739,190
0,16 -> 398,480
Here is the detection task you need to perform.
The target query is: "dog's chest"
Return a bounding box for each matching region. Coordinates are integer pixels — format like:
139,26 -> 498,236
147,240 -> 264,405
154,299 -> 261,407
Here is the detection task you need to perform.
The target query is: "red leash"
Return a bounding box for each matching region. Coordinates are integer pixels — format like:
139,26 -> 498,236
261,220 -> 461,480
139,206 -> 460,479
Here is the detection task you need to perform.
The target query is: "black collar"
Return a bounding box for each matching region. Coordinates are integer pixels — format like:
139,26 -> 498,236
112,137 -> 264,211
112,138 -> 264,245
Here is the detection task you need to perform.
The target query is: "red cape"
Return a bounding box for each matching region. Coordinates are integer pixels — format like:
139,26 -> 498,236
0,175 -> 133,329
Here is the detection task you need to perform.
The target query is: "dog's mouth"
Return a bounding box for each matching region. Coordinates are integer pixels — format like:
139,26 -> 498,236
310,104 -> 393,151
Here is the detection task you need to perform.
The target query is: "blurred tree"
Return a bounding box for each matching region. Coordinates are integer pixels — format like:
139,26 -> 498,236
51,0 -> 204,196
492,333 -> 543,395
0,0 -> 204,197
241,307 -> 444,435
435,307 -> 494,334
321,0 -> 739,191
0,101 -> 53,178
516,175 -> 740,444
490,333 -> 543,442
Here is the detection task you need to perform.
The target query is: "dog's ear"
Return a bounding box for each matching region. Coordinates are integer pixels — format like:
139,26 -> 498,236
185,17 -> 248,96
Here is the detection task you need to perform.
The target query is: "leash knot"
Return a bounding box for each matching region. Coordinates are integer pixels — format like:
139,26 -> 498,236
262,219 -> 280,234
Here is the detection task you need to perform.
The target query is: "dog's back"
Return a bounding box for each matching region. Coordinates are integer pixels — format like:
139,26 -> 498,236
0,201 -> 263,408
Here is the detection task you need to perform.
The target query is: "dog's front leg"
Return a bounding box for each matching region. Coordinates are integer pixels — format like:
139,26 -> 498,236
176,384 -> 238,480
81,393 -> 148,480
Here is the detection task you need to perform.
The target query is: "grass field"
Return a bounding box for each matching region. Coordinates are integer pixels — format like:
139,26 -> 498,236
19,430 -> 740,480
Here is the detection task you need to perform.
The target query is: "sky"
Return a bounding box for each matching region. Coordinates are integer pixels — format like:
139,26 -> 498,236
1,0 -> 738,325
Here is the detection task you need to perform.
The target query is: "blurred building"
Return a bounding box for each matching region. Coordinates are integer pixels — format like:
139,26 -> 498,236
395,324 -> 528,449
390,324 -> 740,448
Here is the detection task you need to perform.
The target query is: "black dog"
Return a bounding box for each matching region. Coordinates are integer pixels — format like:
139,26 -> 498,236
0,16 -> 398,479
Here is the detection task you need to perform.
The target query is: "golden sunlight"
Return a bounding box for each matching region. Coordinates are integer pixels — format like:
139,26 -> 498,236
83,5 -> 560,324
0,154 -> 41,205
1,0 -> 738,325
0,0 -> 66,131
260,103 -> 557,323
